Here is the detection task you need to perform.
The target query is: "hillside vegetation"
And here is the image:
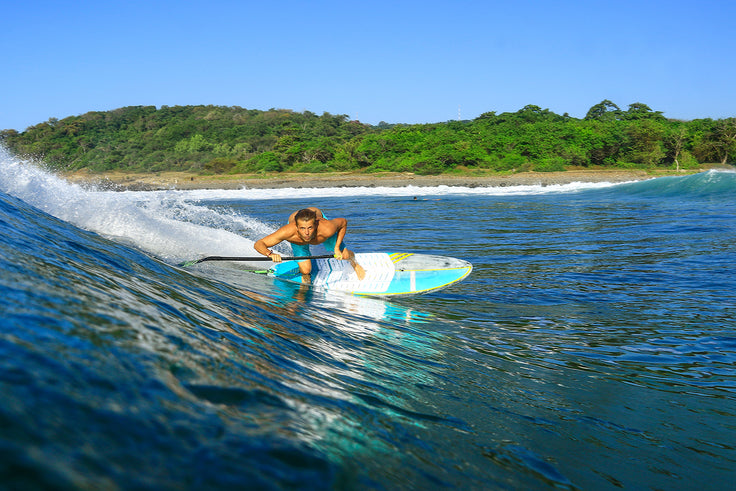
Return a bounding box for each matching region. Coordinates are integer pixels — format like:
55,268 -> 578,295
2,101 -> 734,175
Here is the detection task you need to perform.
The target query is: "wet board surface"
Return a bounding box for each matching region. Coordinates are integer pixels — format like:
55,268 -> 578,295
269,252 -> 472,296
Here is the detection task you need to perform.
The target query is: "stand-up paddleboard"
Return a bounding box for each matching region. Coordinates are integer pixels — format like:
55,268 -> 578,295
268,252 -> 472,296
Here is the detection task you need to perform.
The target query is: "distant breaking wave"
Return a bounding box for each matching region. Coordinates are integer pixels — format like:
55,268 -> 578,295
600,168 -> 736,198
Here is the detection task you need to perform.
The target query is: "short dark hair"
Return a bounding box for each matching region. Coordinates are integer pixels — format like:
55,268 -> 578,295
294,208 -> 317,223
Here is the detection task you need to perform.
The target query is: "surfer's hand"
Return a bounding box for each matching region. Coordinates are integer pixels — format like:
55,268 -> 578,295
268,252 -> 282,262
334,250 -> 345,260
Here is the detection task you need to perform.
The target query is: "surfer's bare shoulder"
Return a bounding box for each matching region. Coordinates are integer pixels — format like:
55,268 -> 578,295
259,223 -> 299,246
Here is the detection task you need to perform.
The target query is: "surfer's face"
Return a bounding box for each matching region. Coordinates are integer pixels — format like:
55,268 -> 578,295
296,218 -> 317,242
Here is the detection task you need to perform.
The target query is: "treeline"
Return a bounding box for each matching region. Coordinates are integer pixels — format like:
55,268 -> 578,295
2,101 -> 735,175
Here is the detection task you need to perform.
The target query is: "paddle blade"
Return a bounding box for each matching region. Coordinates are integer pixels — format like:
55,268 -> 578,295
179,259 -> 201,267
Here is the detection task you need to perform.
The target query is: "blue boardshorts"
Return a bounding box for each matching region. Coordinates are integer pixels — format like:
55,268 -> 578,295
291,211 -> 346,257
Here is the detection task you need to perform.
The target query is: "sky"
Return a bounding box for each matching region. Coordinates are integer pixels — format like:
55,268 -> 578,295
2,0 -> 735,131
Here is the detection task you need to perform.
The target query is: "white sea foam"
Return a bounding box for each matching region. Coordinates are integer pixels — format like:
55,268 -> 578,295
135,179 -> 625,202
0,148 -> 268,263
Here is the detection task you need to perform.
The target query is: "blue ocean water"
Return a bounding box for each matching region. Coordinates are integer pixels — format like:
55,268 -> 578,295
1,147 -> 735,489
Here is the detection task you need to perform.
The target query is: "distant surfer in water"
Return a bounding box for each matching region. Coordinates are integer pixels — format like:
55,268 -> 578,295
254,207 -> 366,283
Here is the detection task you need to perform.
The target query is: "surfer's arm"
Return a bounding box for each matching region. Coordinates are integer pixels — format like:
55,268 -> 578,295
330,218 -> 348,258
254,227 -> 291,262
329,218 -> 365,280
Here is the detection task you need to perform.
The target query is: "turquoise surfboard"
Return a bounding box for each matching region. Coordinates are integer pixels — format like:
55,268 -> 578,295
268,252 -> 472,296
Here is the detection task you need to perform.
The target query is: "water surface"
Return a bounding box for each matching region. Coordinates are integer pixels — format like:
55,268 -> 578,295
1,151 -> 734,489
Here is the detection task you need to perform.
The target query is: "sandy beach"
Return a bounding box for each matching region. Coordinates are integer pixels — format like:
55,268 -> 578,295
60,169 -> 685,191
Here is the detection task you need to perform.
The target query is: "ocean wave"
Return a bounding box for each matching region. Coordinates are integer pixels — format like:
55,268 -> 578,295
0,151 -> 270,263
2,144 -> 735,488
599,169 -> 736,199
164,179 -> 627,200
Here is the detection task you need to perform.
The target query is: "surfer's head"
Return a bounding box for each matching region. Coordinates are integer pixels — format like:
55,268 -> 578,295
294,208 -> 318,241
294,208 -> 317,223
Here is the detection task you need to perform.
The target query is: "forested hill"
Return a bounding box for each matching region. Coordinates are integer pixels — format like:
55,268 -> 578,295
2,102 -> 735,175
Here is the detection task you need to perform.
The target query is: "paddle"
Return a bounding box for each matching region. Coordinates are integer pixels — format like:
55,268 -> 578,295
179,254 -> 335,267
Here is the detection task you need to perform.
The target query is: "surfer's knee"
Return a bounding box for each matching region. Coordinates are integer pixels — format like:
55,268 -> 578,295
298,261 -> 312,275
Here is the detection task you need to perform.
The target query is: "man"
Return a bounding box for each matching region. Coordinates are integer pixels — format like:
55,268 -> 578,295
254,207 -> 366,283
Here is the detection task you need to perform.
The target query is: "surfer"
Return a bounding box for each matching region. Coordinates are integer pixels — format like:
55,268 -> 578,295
254,207 -> 366,283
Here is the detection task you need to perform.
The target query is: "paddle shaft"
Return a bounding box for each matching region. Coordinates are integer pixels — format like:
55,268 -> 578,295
181,254 -> 334,267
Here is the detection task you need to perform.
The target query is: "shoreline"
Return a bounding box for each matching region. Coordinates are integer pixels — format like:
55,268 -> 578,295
61,169 -> 694,191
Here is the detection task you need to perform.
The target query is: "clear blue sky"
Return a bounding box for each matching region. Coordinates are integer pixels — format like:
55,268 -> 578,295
2,0 -> 735,131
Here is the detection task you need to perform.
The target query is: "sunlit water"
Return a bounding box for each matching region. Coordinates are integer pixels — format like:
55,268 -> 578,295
1,147 -> 734,489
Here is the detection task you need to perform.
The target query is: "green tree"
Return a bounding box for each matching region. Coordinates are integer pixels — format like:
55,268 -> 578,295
625,102 -> 665,120
624,120 -> 666,166
1,102 -> 723,175
584,100 -> 622,121
711,118 -> 736,164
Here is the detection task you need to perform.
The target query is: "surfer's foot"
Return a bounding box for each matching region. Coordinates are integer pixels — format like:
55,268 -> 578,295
353,262 -> 366,280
